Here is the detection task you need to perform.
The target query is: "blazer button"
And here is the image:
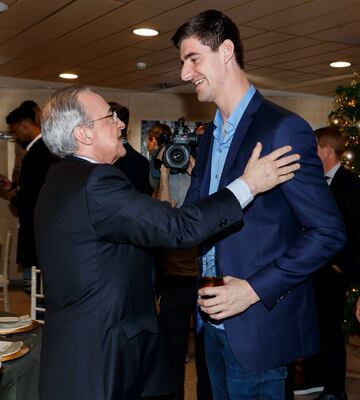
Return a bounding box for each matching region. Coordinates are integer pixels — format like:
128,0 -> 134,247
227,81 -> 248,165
218,219 -> 229,228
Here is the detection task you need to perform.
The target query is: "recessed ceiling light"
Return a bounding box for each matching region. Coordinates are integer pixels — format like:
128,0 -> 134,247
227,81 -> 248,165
0,2 -> 8,12
59,73 -> 78,79
133,28 -> 158,37
330,61 -> 351,68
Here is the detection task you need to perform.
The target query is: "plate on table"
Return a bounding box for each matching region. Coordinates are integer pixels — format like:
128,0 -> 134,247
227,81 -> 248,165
0,317 -> 40,335
0,341 -> 29,362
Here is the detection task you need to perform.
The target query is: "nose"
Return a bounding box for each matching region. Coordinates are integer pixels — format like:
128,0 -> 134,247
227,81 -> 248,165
181,62 -> 192,82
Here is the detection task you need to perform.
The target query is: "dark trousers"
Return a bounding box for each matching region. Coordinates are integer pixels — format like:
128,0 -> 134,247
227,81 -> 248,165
287,269 -> 347,397
310,269 -> 347,395
158,276 -> 212,400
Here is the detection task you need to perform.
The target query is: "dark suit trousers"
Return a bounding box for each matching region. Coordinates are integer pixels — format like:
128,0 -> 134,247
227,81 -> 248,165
158,276 -> 212,400
305,269 -> 347,394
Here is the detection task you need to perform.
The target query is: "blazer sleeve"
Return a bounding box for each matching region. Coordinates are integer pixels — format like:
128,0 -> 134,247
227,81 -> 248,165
86,165 -> 243,249
247,115 -> 347,309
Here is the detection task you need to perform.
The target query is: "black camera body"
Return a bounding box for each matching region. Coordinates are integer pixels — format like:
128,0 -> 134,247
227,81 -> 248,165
163,118 -> 198,172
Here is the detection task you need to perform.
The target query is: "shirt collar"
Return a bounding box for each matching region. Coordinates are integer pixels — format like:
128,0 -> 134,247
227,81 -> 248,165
26,133 -> 42,151
213,85 -> 256,134
326,162 -> 341,179
74,155 -> 99,164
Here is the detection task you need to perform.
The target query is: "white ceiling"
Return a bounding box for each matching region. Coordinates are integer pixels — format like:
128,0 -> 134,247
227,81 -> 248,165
0,0 -> 358,96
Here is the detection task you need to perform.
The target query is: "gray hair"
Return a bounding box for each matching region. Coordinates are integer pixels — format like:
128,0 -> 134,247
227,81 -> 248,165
41,85 -> 93,158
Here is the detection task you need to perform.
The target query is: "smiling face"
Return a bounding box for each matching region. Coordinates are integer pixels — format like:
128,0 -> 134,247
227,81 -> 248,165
77,91 -> 126,164
180,36 -> 226,104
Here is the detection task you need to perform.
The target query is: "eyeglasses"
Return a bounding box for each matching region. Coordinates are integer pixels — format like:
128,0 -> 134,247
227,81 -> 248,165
88,111 -> 119,126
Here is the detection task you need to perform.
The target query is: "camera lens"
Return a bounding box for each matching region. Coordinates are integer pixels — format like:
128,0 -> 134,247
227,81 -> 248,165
171,148 -> 185,163
164,144 -> 190,170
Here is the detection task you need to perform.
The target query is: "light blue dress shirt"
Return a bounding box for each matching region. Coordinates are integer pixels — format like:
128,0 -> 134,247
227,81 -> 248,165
205,85 -> 256,329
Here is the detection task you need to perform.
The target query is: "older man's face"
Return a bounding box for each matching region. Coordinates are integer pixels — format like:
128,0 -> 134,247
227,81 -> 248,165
77,91 -> 126,164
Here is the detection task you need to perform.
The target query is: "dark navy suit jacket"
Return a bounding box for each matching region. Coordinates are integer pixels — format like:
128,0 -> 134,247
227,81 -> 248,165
185,91 -> 346,371
34,157 -> 245,400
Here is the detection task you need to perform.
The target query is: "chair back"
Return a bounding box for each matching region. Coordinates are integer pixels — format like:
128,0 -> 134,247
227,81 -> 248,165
30,266 -> 45,323
0,231 -> 11,311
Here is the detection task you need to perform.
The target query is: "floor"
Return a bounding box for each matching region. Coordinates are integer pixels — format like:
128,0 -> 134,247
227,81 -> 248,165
2,286 -> 360,400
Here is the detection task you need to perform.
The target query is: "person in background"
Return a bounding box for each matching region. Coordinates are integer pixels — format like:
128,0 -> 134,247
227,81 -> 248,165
109,101 -> 153,195
0,101 -> 54,293
172,10 -> 346,399
293,127 -> 360,400
34,84 -> 300,400
146,123 -> 172,191
11,101 -> 42,187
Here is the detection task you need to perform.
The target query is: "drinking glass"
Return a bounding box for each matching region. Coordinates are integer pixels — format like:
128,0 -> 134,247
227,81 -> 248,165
196,254 -> 224,298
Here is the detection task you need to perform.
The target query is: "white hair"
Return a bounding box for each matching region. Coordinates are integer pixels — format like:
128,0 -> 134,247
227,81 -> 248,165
41,85 -> 93,158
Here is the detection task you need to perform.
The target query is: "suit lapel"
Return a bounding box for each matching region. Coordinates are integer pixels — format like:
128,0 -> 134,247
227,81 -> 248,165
199,124 -> 215,198
219,90 -> 263,188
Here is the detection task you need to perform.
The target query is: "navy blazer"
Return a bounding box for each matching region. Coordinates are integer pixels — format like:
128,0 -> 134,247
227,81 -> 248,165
186,91 -> 346,371
34,157 -> 245,400
16,137 -> 54,266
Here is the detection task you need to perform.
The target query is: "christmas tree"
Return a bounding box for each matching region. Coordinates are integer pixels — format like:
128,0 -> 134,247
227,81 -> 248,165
328,72 -> 360,175
328,72 -> 360,337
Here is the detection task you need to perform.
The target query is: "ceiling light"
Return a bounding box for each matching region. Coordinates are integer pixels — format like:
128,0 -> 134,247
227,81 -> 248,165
59,73 -> 78,79
136,62 -> 147,70
133,28 -> 158,37
330,61 -> 351,68
0,2 -> 8,12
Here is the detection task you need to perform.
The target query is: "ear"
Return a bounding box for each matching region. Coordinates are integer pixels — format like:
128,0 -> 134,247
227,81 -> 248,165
74,125 -> 93,145
222,39 -> 235,64
19,120 -> 31,131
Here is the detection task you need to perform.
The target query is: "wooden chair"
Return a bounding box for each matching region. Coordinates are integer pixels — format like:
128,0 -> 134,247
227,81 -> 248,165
30,266 -> 45,323
0,231 -> 11,311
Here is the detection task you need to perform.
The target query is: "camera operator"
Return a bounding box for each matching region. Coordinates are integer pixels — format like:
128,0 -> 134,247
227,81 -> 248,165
156,140 -> 212,400
146,123 -> 172,191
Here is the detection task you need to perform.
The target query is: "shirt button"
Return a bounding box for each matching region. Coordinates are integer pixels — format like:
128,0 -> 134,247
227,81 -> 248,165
219,149 -> 222,153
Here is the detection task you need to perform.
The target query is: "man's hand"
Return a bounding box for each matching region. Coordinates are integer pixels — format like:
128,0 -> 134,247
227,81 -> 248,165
356,296 -> 360,323
0,175 -> 13,192
241,142 -> 300,196
198,276 -> 260,319
186,155 -> 195,175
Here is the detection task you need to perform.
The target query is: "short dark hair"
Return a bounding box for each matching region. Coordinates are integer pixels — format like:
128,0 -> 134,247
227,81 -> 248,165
315,126 -> 345,157
20,100 -> 40,112
172,9 -> 244,69
6,104 -> 37,125
108,101 -> 129,136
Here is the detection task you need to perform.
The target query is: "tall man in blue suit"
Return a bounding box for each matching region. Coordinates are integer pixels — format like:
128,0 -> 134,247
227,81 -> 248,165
172,10 -> 346,400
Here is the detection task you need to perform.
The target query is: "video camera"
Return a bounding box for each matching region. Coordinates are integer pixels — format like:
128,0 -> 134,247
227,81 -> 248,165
162,118 -> 198,173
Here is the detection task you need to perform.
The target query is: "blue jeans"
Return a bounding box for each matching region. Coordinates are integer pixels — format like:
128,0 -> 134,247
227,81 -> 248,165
204,324 -> 287,400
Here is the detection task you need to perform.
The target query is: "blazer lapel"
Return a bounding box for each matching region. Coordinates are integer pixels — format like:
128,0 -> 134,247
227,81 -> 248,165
219,90 -> 263,188
199,123 -> 215,198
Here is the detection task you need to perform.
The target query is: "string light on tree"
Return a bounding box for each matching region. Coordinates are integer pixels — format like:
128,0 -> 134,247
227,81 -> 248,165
328,71 -> 360,174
